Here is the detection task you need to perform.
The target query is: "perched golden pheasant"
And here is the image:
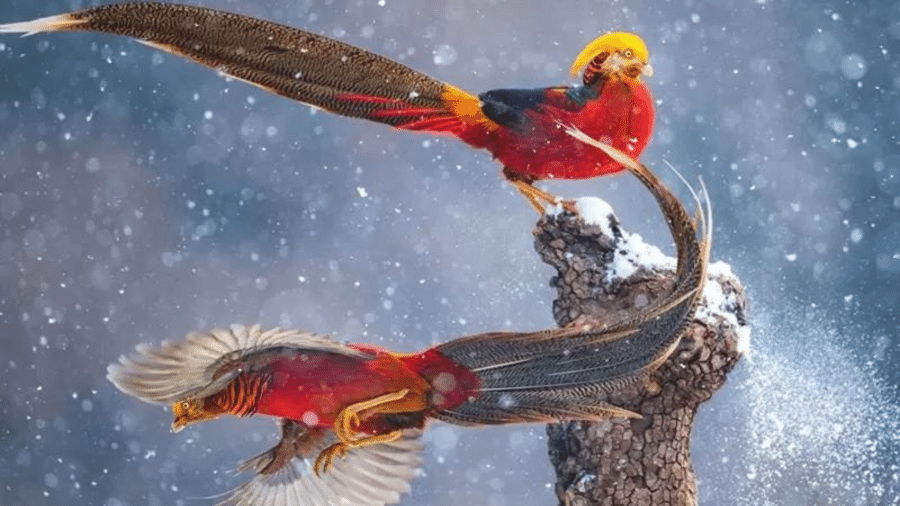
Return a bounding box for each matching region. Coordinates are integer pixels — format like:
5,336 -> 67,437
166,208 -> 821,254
107,141 -> 710,506
0,3 -> 654,210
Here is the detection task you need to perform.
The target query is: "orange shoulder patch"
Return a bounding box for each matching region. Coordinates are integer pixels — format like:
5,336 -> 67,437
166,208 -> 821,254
440,84 -> 500,130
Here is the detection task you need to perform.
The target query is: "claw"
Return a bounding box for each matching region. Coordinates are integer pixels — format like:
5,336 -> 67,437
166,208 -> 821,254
320,388 -> 417,472
555,199 -> 579,214
313,443 -> 348,476
508,179 -> 575,214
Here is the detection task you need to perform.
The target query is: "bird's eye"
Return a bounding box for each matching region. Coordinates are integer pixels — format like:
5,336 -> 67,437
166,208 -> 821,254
623,49 -> 633,58
181,401 -> 190,410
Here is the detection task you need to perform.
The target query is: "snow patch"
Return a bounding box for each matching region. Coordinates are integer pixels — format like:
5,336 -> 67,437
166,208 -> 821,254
707,260 -> 735,279
574,197 -> 615,237
607,231 -> 675,283
697,261 -> 751,354
547,196 -> 675,282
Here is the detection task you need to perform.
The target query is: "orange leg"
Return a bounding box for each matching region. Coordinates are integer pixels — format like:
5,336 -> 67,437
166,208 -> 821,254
335,388 -> 421,443
508,179 -> 577,214
313,388 -> 425,475
314,431 -> 403,475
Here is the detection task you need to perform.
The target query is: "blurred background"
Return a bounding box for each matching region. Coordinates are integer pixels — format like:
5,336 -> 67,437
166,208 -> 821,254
1,0 -> 898,504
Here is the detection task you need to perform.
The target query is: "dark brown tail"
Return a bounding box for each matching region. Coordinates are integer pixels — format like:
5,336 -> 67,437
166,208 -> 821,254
0,2 -> 487,134
433,136 -> 711,426
578,133 -> 712,349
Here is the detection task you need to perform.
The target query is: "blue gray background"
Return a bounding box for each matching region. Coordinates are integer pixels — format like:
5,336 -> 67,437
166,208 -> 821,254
1,0 -> 899,504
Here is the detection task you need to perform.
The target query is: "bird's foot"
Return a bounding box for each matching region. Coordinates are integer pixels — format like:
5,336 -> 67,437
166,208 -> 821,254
334,389 -> 411,444
554,199 -> 579,214
313,443 -> 348,476
313,429 -> 404,476
508,179 -> 576,214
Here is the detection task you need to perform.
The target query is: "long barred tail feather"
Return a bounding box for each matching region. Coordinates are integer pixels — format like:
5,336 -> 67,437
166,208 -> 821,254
435,132 -> 711,426
0,13 -> 88,36
0,3 -> 490,134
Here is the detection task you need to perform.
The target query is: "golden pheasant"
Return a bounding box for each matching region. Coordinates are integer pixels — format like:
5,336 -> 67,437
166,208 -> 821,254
107,140 -> 710,506
0,3 -> 654,211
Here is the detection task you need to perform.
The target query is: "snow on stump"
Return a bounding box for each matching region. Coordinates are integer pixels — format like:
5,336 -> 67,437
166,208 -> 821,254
536,197 -> 749,506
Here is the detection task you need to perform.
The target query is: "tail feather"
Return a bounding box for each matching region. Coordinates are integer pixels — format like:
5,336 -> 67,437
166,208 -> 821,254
435,130 -> 711,426
0,13 -> 86,35
435,393 -> 638,426
0,3 -> 489,135
563,126 -> 711,337
440,324 -> 669,392
433,318 -> 683,425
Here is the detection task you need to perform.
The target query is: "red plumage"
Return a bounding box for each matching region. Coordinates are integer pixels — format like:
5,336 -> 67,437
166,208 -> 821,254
243,345 -> 480,432
480,82 -> 654,181
337,79 -> 654,182
0,2 -> 656,209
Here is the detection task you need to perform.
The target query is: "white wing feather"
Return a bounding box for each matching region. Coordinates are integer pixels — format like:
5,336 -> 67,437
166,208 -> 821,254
107,324 -> 370,404
222,429 -> 422,506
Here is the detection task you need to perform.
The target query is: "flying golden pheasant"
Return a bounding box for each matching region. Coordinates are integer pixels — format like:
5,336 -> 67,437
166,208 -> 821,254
107,140 -> 710,506
0,3 -> 654,210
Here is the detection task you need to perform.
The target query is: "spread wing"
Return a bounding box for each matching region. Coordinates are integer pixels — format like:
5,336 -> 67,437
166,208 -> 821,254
107,324 -> 371,404
222,420 -> 422,506
0,3 -> 498,142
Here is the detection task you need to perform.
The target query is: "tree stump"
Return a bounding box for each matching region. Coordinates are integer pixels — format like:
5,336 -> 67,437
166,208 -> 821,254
535,200 -> 749,506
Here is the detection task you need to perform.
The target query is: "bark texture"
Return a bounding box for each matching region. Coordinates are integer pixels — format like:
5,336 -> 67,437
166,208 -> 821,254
534,206 -> 748,506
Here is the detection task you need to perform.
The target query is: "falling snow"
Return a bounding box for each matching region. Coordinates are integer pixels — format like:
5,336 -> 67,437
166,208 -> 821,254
1,0 -> 899,505
432,44 -> 457,66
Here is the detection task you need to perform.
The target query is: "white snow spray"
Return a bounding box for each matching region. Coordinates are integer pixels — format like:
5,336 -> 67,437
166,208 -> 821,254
701,305 -> 900,505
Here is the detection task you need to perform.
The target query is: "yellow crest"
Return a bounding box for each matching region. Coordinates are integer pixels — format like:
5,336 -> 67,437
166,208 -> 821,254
570,32 -> 650,77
